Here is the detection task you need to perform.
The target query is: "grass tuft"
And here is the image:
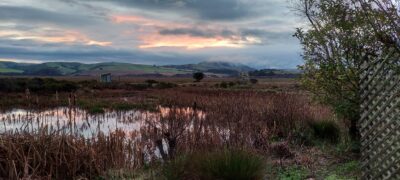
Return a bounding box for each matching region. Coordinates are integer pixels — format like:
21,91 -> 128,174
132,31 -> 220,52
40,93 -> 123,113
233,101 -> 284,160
162,149 -> 266,180
309,120 -> 341,144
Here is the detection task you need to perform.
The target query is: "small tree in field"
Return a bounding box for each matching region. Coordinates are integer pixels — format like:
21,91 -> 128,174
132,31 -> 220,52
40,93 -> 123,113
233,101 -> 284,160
193,72 -> 205,82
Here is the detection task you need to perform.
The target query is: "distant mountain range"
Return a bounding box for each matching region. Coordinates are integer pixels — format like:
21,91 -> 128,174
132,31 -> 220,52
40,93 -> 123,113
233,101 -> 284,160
0,61 -> 300,77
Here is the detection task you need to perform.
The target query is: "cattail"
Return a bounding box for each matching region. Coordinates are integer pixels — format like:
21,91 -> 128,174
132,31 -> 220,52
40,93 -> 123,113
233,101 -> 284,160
55,91 -> 59,102
25,88 -> 30,100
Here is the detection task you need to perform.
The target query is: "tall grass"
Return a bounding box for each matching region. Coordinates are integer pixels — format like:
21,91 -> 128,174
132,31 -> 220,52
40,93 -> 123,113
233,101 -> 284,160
0,129 -> 143,179
0,87 -> 336,178
162,149 -> 266,180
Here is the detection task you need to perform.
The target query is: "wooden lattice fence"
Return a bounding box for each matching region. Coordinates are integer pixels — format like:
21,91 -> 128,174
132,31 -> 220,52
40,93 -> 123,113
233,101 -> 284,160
360,58 -> 400,179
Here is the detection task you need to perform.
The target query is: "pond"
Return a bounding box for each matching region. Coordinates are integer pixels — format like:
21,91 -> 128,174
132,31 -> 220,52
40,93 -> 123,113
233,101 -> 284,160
0,106 -> 206,139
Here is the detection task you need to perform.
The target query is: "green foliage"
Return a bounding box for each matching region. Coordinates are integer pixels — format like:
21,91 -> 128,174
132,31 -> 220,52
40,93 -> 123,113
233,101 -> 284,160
309,121 -> 341,144
161,149 -> 266,180
323,161 -> 360,180
278,166 -> 308,180
294,0 -> 378,139
296,0 -> 400,140
334,161 -> 360,176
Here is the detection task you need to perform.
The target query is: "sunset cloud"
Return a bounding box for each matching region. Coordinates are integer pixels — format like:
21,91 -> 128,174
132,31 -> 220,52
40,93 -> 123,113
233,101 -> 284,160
139,32 -> 262,49
0,29 -> 112,46
0,0 -> 303,68
111,15 -> 265,49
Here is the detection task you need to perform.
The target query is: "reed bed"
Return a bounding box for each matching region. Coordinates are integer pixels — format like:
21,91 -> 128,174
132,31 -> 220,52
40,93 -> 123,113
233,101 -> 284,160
0,87 -> 335,178
0,129 -> 144,179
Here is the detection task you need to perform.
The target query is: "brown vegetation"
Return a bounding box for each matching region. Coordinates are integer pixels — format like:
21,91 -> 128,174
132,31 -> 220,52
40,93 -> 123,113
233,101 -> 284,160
0,78 -> 358,179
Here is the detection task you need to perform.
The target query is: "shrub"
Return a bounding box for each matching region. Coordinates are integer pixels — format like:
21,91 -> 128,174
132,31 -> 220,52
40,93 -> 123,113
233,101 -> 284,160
193,72 -> 205,82
198,149 -> 266,180
309,120 -> 340,143
162,149 -> 266,180
250,79 -> 258,84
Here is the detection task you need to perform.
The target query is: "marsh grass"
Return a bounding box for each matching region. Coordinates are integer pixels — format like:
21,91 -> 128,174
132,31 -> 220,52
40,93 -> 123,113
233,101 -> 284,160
0,86 -> 343,179
161,149 -> 266,180
197,149 -> 266,180
0,129 -> 143,179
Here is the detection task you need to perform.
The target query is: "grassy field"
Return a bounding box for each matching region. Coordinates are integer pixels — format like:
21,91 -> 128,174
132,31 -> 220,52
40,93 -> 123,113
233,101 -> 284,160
0,77 -> 360,179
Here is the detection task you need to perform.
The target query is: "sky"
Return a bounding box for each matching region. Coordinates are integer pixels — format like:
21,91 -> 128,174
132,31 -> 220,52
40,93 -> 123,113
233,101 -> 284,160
0,0 -> 305,69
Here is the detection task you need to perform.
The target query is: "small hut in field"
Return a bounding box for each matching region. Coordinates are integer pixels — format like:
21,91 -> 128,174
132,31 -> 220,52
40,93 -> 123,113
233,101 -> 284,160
100,73 -> 112,83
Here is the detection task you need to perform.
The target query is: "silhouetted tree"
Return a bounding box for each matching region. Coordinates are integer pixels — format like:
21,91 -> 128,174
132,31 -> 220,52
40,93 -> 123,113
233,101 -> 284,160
193,72 -> 205,82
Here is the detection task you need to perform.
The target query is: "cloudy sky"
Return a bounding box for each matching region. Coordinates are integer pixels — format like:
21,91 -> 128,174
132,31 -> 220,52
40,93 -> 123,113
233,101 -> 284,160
0,0 -> 305,68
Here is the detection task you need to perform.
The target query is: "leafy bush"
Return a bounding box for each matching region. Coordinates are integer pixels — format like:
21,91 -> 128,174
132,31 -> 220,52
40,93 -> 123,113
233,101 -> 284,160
309,121 -> 340,143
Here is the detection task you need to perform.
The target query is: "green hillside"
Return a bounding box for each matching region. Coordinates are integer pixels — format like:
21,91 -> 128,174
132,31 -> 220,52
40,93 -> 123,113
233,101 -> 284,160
0,61 -> 190,76
0,67 -> 23,73
165,61 -> 255,75
0,61 -> 285,77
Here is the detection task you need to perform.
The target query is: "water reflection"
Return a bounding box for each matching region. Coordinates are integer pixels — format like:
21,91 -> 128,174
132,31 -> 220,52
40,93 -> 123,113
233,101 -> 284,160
0,106 -> 205,139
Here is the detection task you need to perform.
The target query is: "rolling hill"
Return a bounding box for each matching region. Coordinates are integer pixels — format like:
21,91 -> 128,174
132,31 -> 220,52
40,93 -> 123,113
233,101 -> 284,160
0,61 -> 256,76
0,61 -> 300,77
0,62 -> 190,76
165,61 -> 255,75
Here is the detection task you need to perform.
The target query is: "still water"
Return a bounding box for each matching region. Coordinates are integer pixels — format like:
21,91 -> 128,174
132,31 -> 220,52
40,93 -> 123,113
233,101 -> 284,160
0,106 -> 205,138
